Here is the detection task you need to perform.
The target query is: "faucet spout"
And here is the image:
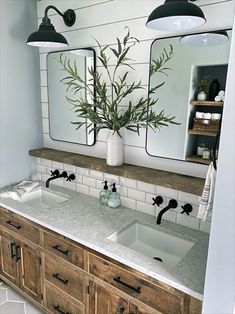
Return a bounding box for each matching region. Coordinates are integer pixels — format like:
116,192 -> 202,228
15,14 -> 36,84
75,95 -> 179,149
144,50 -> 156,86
46,171 -> 68,188
156,199 -> 178,225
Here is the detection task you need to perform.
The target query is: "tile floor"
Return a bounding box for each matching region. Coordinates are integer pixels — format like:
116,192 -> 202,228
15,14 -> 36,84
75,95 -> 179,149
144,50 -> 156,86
0,280 -> 43,314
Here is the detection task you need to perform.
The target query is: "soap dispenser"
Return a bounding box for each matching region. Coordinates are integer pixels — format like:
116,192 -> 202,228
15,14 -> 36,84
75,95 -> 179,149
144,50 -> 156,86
99,181 -> 110,206
108,183 -> 121,208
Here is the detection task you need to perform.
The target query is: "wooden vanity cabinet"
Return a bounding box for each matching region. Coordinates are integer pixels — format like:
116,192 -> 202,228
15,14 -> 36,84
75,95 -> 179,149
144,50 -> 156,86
88,280 -> 129,314
0,229 -> 42,302
0,206 -> 202,314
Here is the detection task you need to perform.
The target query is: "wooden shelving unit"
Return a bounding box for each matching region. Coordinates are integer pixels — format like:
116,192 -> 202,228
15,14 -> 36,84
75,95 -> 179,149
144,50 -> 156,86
188,129 -> 218,137
190,100 -> 224,106
186,155 -> 211,165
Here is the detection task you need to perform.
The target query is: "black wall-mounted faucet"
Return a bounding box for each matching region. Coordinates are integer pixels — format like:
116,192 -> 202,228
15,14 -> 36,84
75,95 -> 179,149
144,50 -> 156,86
46,170 -> 68,188
156,199 -> 178,224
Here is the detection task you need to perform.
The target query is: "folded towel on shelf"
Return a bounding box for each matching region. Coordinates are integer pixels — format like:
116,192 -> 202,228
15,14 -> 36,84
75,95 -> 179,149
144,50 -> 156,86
0,180 -> 39,201
197,162 -> 217,221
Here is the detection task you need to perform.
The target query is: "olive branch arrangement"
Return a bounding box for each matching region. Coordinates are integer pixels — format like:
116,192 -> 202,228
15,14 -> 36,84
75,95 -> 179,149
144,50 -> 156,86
59,27 -> 178,137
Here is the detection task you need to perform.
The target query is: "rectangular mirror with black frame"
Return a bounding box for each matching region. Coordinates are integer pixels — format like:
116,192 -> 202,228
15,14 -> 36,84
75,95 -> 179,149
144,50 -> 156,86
47,48 -> 96,146
146,29 -> 231,165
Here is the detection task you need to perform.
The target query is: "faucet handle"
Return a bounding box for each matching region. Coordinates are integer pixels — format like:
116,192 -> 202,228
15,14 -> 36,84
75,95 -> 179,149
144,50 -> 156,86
152,196 -> 163,206
51,169 -> 60,177
181,203 -> 193,215
66,173 -> 75,182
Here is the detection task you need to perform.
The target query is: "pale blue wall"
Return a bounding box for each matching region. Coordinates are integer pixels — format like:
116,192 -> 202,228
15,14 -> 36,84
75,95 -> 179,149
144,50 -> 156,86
0,0 -> 43,187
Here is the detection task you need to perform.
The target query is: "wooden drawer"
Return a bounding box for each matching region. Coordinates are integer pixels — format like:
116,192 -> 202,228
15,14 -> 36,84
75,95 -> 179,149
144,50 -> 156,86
45,283 -> 84,314
44,254 -> 85,303
0,207 -> 39,244
42,231 -> 84,269
88,253 -> 185,314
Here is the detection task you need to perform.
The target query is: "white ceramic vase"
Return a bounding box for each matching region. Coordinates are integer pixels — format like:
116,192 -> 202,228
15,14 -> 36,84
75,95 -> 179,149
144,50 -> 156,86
106,130 -> 124,166
197,91 -> 207,101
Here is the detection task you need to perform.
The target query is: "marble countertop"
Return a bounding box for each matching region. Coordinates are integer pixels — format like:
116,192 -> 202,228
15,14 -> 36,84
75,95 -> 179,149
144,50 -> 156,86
0,183 -> 209,300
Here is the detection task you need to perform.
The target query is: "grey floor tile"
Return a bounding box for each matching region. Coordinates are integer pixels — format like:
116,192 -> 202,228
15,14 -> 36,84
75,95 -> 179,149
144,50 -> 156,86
0,301 -> 25,314
7,287 -> 26,303
0,288 -> 7,305
25,301 -> 43,314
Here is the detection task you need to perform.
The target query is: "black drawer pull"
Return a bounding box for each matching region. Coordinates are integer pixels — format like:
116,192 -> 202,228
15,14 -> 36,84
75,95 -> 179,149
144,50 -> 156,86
10,242 -> 16,260
52,245 -> 69,256
53,305 -> 70,314
52,273 -> 69,285
113,276 -> 141,294
15,245 -> 21,261
6,220 -> 21,230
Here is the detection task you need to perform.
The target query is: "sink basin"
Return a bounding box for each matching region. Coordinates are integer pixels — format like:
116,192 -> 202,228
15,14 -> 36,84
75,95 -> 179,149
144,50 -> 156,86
19,187 -> 70,209
108,221 -> 195,267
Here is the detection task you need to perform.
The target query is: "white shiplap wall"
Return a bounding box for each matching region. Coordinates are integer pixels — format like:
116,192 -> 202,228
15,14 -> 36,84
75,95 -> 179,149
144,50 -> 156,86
37,0 -> 234,179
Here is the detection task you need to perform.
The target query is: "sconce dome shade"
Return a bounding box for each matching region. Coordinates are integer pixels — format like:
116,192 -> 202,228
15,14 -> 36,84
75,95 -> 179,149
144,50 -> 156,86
180,31 -> 229,47
27,18 -> 68,48
26,7 -> 76,48
146,0 -> 206,31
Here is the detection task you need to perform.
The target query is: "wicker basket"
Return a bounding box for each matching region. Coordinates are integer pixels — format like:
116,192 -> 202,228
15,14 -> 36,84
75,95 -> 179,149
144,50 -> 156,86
193,118 -> 220,133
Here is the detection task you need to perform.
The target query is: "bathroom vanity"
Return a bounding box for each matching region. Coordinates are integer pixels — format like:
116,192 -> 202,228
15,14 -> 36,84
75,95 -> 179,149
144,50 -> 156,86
0,184 -> 208,314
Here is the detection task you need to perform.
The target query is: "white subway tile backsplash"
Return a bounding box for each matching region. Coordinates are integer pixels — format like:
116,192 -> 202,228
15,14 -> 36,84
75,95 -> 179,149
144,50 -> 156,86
76,183 -> 89,195
116,185 -> 128,197
137,181 -> 157,194
51,161 -> 63,170
90,170 -> 104,180
199,220 -> 211,234
41,159 -> 51,167
120,197 -> 136,210
136,201 -> 155,216
63,164 -> 75,172
178,191 -> 200,206
52,179 -> 64,187
75,167 -> 89,176
104,173 -> 120,185
37,158 -> 41,164
161,210 -> 177,223
41,173 -> 48,182
64,181 -> 76,191
89,187 -> 100,199
157,186 -> 178,199
128,188 -> 145,202
36,161 -> 209,233
120,177 -> 137,189
74,174 -> 83,184
37,164 -> 46,173
83,176 -> 96,188
176,213 -> 200,230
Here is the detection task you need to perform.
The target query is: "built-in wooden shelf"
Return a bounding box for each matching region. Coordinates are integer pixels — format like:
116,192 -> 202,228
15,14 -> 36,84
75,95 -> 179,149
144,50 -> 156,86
188,129 -> 218,137
190,100 -> 224,107
186,155 -> 211,165
29,147 -> 205,196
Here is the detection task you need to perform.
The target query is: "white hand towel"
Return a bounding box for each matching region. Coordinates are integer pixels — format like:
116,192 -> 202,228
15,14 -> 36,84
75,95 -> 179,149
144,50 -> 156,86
214,95 -> 222,102
0,180 -> 39,201
197,162 -> 216,221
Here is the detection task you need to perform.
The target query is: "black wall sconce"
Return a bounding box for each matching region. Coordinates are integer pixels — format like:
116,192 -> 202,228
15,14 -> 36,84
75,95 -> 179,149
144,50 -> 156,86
27,5 -> 76,48
146,0 -> 206,32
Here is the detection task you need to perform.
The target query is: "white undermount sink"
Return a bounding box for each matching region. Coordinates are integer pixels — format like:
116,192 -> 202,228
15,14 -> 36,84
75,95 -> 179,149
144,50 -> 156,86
108,221 -> 195,267
19,187 -> 70,209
